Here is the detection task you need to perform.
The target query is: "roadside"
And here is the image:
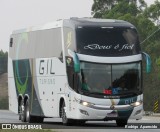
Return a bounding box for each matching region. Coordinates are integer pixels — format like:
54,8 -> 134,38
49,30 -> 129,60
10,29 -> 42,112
0,73 -> 8,109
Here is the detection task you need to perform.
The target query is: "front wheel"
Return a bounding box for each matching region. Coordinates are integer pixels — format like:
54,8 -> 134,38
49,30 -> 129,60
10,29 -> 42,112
116,119 -> 128,127
61,102 -> 73,125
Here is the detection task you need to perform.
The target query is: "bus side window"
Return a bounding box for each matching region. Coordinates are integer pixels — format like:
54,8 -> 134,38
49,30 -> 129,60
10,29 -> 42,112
73,73 -> 79,92
10,38 -> 13,47
59,51 -> 63,63
66,57 -> 74,89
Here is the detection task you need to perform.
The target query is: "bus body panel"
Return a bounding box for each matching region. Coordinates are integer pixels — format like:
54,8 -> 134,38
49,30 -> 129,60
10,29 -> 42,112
64,93 -> 143,120
8,18 -> 145,123
8,57 -> 18,114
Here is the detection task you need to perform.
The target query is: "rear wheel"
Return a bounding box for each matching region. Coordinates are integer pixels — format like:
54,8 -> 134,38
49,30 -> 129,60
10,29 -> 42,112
25,100 -> 44,123
116,119 -> 128,127
19,100 -> 26,122
61,102 -> 73,125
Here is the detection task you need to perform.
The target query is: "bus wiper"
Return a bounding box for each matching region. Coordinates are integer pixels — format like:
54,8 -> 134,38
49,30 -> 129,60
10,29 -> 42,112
127,92 -> 138,96
83,91 -> 104,95
120,92 -> 138,97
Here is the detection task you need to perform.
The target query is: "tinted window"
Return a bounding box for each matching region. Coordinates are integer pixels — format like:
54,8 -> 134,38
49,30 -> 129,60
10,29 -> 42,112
76,27 -> 141,57
79,61 -> 142,96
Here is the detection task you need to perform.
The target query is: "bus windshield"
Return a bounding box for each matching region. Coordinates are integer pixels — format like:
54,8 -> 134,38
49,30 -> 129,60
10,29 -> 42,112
80,61 -> 142,96
76,27 -> 141,57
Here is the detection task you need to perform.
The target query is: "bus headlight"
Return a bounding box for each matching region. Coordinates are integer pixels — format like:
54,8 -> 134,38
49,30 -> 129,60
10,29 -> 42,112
130,101 -> 143,107
82,101 -> 89,106
81,101 -> 94,107
75,98 -> 94,107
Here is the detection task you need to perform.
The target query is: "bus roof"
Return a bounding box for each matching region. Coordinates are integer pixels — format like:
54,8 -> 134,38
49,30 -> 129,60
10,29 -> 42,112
12,18 -> 135,34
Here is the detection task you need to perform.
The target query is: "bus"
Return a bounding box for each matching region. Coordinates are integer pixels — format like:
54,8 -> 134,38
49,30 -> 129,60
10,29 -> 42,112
8,18 -> 151,126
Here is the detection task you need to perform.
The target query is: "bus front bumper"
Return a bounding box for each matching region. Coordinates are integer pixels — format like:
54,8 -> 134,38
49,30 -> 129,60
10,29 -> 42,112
72,103 -> 143,120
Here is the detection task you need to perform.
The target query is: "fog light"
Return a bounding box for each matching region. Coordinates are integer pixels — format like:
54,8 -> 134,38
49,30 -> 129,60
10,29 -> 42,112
80,109 -> 89,116
134,110 -> 142,116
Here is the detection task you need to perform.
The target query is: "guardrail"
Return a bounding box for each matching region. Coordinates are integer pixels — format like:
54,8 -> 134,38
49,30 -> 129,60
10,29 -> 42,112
144,111 -> 154,116
143,111 -> 160,117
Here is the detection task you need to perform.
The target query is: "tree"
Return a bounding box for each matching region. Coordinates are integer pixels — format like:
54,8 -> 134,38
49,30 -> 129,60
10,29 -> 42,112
144,0 -> 160,25
91,0 -> 160,111
0,49 -> 8,74
92,0 -> 147,18
92,0 -> 116,18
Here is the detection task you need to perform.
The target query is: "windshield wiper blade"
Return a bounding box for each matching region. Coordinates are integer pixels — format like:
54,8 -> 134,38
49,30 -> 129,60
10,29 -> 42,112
119,92 -> 139,97
82,91 -> 104,95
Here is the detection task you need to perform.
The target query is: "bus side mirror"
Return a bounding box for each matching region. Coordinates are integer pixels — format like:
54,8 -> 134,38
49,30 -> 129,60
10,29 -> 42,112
68,49 -> 80,73
142,52 -> 151,73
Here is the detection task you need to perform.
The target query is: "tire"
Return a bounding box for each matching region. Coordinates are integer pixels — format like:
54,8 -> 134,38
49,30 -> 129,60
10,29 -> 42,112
19,102 -> 21,120
19,100 -> 26,122
25,100 -> 30,122
61,102 -> 72,125
25,100 -> 44,123
116,119 -> 128,127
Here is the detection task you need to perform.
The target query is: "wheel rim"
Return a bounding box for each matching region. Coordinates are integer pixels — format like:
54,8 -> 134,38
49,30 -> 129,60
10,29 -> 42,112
62,105 -> 67,123
19,105 -> 22,119
26,102 -> 30,122
20,103 -> 25,121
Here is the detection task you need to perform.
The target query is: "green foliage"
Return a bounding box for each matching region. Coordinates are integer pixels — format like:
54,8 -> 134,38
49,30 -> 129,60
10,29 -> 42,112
0,49 -> 8,74
92,0 -> 160,111
0,49 -> 8,57
156,57 -> 160,66
92,0 -> 147,18
144,0 -> 160,25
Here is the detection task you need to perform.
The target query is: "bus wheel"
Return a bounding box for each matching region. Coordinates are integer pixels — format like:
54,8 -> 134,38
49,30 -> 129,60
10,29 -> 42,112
19,100 -> 26,122
25,100 -> 44,123
116,119 -> 128,127
25,100 -> 31,122
25,100 -> 37,123
25,100 -> 36,123
61,102 -> 72,125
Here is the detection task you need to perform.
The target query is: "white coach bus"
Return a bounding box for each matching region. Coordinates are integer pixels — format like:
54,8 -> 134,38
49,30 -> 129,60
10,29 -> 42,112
8,18 -> 151,126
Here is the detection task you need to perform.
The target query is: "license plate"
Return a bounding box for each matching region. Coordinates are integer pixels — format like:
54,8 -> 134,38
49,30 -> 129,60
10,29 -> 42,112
107,112 -> 118,117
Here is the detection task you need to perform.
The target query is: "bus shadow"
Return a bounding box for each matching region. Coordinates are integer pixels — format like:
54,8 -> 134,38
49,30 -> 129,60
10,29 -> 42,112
42,121 -> 118,129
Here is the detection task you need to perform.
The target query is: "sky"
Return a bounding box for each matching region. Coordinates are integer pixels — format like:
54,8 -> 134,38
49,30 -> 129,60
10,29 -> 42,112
0,0 -> 157,52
